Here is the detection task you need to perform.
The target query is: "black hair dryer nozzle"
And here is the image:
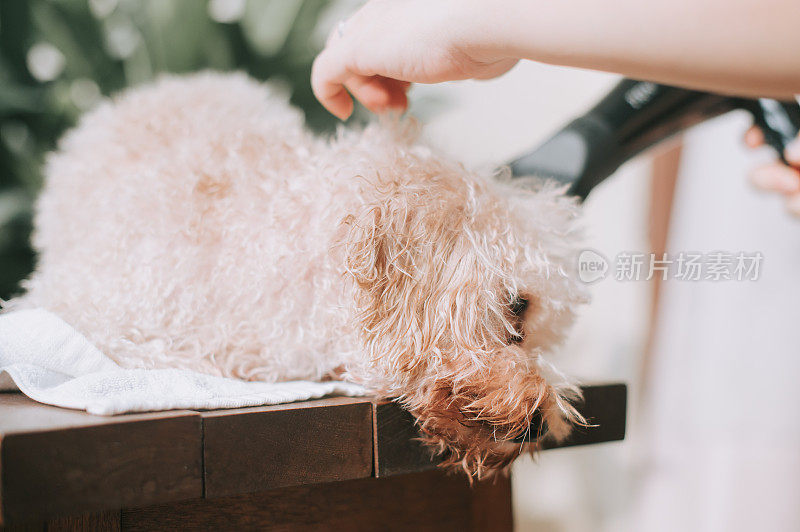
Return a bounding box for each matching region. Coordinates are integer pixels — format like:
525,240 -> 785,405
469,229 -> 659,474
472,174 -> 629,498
510,79 -> 800,200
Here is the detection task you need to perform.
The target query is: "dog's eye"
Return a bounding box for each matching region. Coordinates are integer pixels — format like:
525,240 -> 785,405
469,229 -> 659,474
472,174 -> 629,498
507,295 -> 528,344
509,296 -> 528,317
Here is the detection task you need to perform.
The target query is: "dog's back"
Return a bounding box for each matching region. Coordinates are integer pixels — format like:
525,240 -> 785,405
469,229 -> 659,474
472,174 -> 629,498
9,73 -> 359,381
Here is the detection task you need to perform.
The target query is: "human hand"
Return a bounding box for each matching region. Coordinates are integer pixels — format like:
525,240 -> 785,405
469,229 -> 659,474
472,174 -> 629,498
311,0 -> 518,120
745,126 -> 800,217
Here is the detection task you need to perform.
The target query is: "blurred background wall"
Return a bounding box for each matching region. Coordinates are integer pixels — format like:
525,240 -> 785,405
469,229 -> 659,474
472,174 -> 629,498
0,1 -> 653,530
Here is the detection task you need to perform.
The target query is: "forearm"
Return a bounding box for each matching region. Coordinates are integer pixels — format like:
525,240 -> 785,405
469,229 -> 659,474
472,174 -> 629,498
468,0 -> 800,99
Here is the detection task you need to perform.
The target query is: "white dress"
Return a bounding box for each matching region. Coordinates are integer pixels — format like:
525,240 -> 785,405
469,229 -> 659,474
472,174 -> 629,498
637,110 -> 800,531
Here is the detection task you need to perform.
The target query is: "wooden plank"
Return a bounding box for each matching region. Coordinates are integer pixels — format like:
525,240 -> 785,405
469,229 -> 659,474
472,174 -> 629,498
1,382 -> 624,523
470,474 -> 514,532
373,401 -> 438,477
202,397 -> 373,498
0,394 -> 202,525
541,383 -> 627,449
46,511 -> 120,532
0,520 -> 43,532
1,510 -> 122,532
374,383 -> 627,476
121,470 -> 511,532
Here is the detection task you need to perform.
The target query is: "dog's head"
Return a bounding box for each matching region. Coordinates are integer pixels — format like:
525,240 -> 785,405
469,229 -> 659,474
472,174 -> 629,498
339,123 -> 588,478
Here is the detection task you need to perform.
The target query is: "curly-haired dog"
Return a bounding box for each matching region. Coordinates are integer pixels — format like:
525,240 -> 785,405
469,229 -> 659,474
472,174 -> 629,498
7,72 -> 587,478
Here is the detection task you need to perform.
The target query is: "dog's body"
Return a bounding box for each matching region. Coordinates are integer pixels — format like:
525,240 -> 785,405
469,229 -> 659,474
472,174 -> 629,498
9,73 -> 587,477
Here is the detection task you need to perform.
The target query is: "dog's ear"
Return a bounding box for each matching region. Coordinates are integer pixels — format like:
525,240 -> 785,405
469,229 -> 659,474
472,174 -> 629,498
341,182 -> 434,391
340,179 -> 516,393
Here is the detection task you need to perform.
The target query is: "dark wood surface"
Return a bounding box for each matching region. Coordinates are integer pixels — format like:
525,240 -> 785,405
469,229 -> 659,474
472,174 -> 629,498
0,383 -> 626,526
541,383 -> 627,450
202,397 -> 373,497
47,511 -> 121,532
0,394 -> 202,525
121,470 -> 511,532
373,401 -> 438,477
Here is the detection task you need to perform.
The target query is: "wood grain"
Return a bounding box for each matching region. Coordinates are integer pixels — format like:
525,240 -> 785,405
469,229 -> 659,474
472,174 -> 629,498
202,397 -> 373,498
121,470 -> 512,532
0,394 -> 202,525
46,511 -> 120,532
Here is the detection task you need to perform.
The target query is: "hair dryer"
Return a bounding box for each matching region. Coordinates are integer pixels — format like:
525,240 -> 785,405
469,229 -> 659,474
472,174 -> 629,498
509,79 -> 800,200
512,80 -> 799,441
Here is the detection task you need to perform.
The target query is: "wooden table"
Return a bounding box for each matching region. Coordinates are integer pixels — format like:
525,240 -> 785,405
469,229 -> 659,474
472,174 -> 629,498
0,384 -> 626,531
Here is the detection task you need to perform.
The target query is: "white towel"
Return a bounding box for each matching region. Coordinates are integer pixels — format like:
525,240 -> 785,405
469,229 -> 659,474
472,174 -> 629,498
0,309 -> 365,415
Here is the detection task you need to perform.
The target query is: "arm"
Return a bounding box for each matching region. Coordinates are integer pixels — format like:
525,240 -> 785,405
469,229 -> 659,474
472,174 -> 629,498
492,0 -> 800,99
312,0 -> 800,119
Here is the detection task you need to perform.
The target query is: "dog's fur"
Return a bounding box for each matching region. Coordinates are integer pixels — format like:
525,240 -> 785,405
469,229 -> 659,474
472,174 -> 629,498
7,72 -> 588,478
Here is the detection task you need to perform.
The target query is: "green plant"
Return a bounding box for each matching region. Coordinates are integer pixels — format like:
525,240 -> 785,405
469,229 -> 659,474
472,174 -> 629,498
0,0 -> 343,299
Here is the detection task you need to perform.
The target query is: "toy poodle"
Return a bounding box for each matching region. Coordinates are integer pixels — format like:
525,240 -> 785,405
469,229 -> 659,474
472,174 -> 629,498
7,72 -> 587,478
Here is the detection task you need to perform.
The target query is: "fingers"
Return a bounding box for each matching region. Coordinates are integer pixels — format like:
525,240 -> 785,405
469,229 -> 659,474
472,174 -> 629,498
744,125 -> 800,168
312,51 -> 410,120
784,137 -> 800,166
745,124 -> 800,217
312,14 -> 412,121
751,163 -> 800,194
750,162 -> 800,217
744,126 -> 765,148
311,49 -> 355,120
346,76 -> 409,115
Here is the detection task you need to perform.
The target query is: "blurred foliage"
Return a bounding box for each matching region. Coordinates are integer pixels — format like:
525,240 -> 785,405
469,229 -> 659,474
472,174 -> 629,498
0,0 -> 345,300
